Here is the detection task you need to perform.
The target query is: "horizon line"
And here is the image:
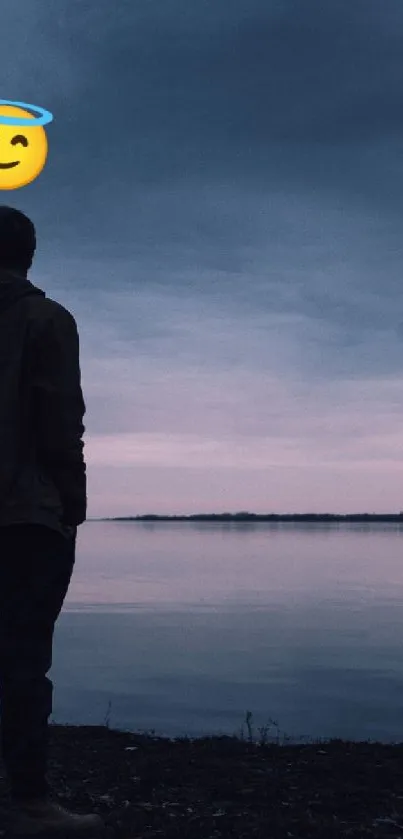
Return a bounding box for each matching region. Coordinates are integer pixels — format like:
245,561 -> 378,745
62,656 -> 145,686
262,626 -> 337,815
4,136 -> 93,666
86,511 -> 403,521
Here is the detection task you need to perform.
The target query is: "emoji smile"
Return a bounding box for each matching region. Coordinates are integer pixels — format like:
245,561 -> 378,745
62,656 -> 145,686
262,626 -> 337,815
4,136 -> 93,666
0,161 -> 19,168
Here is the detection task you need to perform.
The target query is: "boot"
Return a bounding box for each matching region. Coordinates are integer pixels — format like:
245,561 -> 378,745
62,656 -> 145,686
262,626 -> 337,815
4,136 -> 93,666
7,793 -> 106,836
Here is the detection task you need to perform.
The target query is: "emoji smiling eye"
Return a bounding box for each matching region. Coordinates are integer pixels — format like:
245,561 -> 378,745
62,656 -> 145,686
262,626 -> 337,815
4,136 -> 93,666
10,134 -> 28,147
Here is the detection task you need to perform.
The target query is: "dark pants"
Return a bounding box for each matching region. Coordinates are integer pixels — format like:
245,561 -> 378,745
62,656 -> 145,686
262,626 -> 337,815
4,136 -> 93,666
0,523 -> 76,801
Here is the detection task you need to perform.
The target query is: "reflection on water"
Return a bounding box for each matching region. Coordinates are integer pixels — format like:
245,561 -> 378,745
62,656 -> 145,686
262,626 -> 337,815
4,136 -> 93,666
50,521 -> 403,744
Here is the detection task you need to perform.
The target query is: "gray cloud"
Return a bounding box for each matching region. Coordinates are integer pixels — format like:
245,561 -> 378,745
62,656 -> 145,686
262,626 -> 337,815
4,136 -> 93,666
1,0 -> 402,513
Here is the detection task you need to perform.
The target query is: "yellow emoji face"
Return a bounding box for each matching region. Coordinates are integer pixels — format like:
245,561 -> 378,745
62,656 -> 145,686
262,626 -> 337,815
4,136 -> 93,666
0,105 -> 48,189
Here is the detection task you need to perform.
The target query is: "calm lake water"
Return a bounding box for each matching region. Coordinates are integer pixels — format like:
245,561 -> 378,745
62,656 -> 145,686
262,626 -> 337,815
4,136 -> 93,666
52,520 -> 403,745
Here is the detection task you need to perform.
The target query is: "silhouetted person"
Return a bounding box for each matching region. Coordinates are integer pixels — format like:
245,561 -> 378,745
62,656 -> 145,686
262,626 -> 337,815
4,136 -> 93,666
0,206 -> 104,834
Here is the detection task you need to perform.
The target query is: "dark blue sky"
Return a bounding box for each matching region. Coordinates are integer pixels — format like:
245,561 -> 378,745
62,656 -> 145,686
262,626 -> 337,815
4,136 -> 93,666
2,0 -> 403,515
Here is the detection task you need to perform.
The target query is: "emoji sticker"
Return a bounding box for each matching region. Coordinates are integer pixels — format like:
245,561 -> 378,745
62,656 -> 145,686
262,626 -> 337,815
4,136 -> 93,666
0,99 -> 53,190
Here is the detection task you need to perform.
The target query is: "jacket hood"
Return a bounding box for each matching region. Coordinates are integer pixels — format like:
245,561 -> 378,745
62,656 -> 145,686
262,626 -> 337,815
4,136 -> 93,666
0,268 -> 45,315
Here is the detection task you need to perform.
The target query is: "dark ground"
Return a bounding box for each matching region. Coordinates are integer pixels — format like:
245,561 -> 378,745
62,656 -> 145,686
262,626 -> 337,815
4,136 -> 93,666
0,724 -> 402,838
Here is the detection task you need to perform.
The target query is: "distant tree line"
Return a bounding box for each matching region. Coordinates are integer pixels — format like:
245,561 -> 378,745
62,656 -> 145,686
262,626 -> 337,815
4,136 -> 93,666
95,512 -> 403,523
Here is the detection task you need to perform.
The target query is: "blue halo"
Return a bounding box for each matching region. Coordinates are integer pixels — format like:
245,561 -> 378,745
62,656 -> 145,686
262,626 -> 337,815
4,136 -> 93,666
0,100 -> 53,126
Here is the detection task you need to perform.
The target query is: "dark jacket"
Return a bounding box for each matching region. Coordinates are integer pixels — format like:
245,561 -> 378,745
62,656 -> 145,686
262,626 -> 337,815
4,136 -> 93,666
0,267 -> 87,540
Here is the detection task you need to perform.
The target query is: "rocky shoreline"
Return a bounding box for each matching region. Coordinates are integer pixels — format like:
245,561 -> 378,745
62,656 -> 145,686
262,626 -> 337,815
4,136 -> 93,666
0,723 -> 401,838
